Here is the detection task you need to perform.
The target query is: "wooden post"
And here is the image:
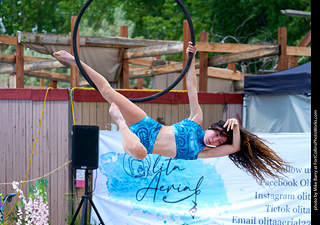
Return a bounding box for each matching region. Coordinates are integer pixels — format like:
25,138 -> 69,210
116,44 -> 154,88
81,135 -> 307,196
50,80 -> 57,88
136,76 -> 143,89
199,32 -> 208,92
120,26 -> 130,89
16,39 -> 24,88
70,16 -> 80,88
228,63 -> 236,72
40,78 -> 45,87
183,20 -> 191,90
277,27 -> 288,71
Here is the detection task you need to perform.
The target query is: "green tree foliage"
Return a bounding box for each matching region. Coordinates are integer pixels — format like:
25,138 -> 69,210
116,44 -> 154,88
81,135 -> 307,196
119,0 -> 311,46
1,0 -> 310,46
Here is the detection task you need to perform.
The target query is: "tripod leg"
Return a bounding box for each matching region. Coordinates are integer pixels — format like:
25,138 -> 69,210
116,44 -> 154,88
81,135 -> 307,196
70,197 -> 85,225
80,197 -> 88,225
89,198 -> 105,225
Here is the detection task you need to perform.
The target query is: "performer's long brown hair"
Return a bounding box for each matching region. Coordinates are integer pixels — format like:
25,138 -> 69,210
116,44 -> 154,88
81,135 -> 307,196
210,121 -> 290,183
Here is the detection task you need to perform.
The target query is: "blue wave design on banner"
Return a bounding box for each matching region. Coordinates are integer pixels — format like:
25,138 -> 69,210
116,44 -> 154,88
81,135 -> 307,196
99,152 -> 230,222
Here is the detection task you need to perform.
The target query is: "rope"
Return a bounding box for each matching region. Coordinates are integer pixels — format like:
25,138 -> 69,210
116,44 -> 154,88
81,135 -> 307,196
0,161 -> 71,186
70,87 -> 94,125
4,87 -> 53,222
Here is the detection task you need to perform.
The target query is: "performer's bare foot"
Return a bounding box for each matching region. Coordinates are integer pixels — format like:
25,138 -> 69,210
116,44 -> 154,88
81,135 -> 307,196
53,50 -> 76,66
109,103 -> 126,129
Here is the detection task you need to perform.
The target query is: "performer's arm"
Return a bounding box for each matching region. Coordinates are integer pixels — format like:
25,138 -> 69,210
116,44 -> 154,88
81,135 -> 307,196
186,42 -> 203,125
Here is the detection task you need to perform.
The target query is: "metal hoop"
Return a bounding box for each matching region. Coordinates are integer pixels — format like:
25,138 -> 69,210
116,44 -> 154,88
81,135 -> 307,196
72,0 -> 195,102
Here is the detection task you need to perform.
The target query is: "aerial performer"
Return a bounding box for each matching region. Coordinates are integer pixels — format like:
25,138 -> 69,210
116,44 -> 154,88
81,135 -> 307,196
53,42 -> 290,183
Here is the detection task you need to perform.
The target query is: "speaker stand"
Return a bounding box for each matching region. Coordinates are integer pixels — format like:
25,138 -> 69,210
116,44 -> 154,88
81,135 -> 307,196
71,170 -> 104,225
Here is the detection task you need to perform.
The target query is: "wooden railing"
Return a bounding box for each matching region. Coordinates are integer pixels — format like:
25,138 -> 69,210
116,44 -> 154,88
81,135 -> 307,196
0,18 -> 311,90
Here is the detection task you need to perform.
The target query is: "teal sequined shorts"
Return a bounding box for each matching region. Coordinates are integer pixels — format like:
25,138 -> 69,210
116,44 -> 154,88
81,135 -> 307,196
129,116 -> 163,154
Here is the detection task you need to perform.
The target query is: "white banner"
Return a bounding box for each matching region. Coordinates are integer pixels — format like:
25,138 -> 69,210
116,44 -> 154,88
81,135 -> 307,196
91,132 -> 311,225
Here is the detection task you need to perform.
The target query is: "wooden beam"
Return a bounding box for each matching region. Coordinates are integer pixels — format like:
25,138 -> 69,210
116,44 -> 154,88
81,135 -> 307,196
299,30 -> 311,47
196,42 -> 274,53
129,60 -> 200,79
128,57 -> 168,67
15,32 -> 310,57
289,30 -> 311,68
17,31 -> 180,48
17,31 -> 79,45
124,42 -> 310,60
0,59 -> 65,74
25,70 -> 70,82
129,62 -> 184,79
70,16 -> 80,88
208,46 -> 280,66
278,27 -> 288,71
123,43 -> 183,59
129,65 -> 146,71
129,57 -> 172,67
0,54 -> 16,63
0,54 -> 50,63
0,35 -> 17,45
199,32 -> 208,92
85,37 -> 180,48
129,58 -> 155,66
286,46 -> 311,57
196,67 -> 241,81
197,42 -> 310,56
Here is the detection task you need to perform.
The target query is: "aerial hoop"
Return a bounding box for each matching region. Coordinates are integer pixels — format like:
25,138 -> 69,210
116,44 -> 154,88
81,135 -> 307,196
72,0 -> 195,103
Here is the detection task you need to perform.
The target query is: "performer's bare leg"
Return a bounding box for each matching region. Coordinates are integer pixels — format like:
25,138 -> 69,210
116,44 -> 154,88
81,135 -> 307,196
53,51 -> 148,159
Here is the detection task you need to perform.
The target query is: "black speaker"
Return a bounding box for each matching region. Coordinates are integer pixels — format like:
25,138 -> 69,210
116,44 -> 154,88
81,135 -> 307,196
72,125 -> 99,170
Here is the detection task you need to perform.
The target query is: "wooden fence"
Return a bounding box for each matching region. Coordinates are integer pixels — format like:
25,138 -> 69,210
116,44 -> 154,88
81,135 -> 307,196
0,88 -> 243,224
72,89 -> 243,130
0,89 -> 70,225
0,24 -> 311,90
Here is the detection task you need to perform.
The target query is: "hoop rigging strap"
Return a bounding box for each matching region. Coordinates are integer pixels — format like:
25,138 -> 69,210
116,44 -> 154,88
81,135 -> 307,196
72,0 -> 195,103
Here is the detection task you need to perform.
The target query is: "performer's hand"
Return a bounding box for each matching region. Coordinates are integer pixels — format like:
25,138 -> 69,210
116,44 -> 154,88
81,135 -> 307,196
53,50 -> 76,65
186,41 -> 197,55
223,118 -> 239,131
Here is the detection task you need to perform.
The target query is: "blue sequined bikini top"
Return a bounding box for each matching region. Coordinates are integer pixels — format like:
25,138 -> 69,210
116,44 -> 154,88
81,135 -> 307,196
171,119 -> 206,160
